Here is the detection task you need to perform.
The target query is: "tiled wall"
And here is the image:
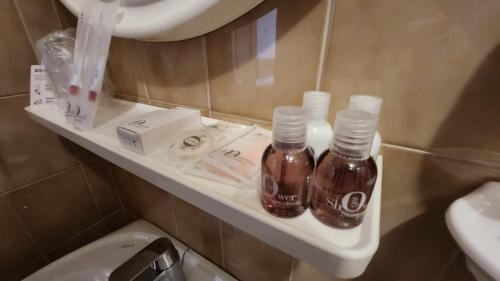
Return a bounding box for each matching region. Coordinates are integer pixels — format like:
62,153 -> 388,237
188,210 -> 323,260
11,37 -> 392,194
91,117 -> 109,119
2,0 -> 499,280
0,1 -> 125,280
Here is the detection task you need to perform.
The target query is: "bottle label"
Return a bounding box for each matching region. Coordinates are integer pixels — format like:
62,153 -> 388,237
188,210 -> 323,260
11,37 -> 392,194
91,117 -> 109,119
326,191 -> 367,217
262,174 -> 311,206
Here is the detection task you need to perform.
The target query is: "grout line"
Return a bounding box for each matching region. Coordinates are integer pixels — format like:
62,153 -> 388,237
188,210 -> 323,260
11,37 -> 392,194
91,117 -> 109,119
4,199 -> 49,263
315,0 -> 335,90
148,98 -> 210,116
78,161 -> 104,216
135,41 -> 152,105
218,220 -> 225,269
13,0 -> 36,55
50,0 -> 63,30
288,258 -> 296,281
0,93 -> 29,100
42,207 -> 123,255
105,160 -> 124,208
169,196 -> 181,237
381,143 -> 432,155
0,165 -> 79,197
201,36 -> 212,117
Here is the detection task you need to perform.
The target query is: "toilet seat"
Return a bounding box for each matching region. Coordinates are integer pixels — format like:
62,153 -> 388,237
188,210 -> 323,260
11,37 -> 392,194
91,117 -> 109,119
446,182 -> 500,281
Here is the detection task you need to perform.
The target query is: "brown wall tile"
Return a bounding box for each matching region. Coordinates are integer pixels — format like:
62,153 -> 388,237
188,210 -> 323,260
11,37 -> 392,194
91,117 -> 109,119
108,38 -> 149,98
206,0 -> 327,121
0,96 -> 77,193
357,145 -> 500,281
7,168 -> 101,251
110,165 -> 177,235
222,222 -> 293,281
81,158 -> 121,216
139,39 -> 208,109
14,0 -> 61,45
44,221 -> 109,262
292,260 -> 342,281
441,253 -> 475,281
0,0 -> 36,95
1,257 -> 46,281
170,196 -> 223,267
322,0 -> 500,151
0,198 -> 40,277
104,209 -> 128,232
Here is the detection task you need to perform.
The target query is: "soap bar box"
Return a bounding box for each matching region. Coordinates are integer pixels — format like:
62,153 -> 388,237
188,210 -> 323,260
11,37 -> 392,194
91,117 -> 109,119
117,107 -> 200,155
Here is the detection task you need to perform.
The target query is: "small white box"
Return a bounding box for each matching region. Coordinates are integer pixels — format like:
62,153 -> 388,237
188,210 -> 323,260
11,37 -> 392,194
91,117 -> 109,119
117,107 -> 200,155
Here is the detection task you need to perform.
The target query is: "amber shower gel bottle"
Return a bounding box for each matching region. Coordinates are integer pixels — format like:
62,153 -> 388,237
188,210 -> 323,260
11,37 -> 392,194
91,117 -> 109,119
261,106 -> 315,218
311,110 -> 378,228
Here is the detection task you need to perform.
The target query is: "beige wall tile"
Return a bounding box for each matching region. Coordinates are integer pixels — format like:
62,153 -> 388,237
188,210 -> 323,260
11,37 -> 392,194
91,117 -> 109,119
7,168 -> 101,251
139,39 -> 208,109
0,1 -> 36,95
114,94 -> 150,105
53,0 -> 77,29
14,0 -> 60,45
44,221 -> 109,262
0,96 -> 77,193
222,222 -> 293,281
81,158 -> 121,216
170,196 -> 222,267
380,145 -> 500,212
206,0 -> 327,121
110,165 -> 177,235
0,198 -> 40,277
210,111 -> 272,130
108,38 -> 149,98
322,0 -> 500,151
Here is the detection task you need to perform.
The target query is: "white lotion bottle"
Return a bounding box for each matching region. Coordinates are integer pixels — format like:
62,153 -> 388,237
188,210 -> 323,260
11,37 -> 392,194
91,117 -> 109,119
303,91 -> 333,159
348,95 -> 383,158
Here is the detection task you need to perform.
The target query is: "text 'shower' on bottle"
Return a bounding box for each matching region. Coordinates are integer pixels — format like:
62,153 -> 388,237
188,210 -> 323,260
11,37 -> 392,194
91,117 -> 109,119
311,110 -> 378,228
260,106 -> 315,218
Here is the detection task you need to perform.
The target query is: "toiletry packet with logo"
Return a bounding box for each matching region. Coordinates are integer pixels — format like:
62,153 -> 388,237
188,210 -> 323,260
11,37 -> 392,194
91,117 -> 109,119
185,127 -> 271,189
149,121 -> 249,171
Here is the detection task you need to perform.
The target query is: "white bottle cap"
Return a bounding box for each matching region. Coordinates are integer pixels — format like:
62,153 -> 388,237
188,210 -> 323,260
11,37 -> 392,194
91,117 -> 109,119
331,110 -> 378,159
303,91 -> 331,120
348,95 -> 383,115
272,106 -> 307,145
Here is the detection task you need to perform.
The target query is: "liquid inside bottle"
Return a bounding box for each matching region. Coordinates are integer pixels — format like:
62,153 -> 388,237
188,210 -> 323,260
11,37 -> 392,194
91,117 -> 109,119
261,142 -> 315,217
260,106 -> 315,218
311,150 -> 377,228
310,110 -> 379,228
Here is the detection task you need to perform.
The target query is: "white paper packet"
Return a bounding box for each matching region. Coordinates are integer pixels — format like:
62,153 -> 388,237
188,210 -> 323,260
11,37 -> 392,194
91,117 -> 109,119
185,127 -> 271,189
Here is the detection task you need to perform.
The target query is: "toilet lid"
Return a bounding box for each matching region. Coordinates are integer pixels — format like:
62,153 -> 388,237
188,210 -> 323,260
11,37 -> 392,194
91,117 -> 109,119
446,181 -> 500,280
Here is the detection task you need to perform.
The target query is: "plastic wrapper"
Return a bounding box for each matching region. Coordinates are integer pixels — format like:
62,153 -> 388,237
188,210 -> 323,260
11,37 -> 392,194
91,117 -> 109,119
35,28 -> 115,111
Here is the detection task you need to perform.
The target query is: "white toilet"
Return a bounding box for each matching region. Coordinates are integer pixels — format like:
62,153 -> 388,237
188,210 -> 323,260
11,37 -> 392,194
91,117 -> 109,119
446,182 -> 500,281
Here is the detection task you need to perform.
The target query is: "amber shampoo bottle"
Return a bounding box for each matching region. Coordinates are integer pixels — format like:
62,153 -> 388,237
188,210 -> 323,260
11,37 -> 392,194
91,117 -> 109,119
261,106 -> 315,218
311,110 -> 378,228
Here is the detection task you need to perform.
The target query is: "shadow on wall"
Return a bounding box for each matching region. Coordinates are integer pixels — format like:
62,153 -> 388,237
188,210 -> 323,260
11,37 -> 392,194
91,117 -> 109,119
355,45 -> 500,281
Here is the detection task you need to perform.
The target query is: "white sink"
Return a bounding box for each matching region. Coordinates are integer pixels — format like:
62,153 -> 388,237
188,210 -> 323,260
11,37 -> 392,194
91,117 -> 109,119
24,220 -> 236,281
446,181 -> 500,281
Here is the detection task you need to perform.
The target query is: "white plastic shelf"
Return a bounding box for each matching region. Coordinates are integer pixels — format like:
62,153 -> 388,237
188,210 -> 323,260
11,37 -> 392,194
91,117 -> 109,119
25,99 -> 382,278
